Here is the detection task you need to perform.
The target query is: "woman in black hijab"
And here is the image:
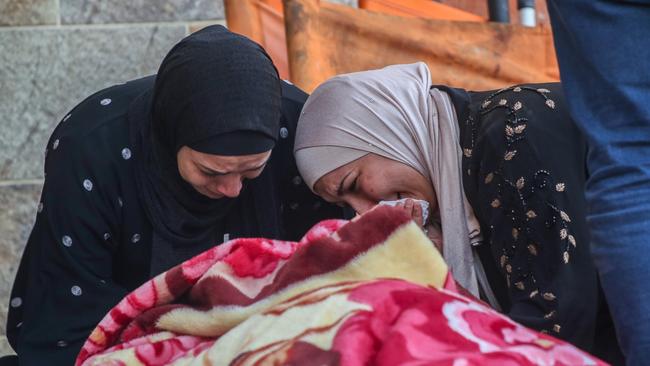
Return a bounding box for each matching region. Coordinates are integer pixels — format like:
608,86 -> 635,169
4,25 -> 341,365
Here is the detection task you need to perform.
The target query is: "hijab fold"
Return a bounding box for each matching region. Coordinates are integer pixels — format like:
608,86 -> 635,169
128,25 -> 282,275
294,62 -> 481,296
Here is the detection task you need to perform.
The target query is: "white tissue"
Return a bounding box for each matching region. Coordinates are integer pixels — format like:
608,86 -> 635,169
379,198 -> 430,224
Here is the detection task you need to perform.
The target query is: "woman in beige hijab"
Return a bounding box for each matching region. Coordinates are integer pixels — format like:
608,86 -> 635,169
294,62 -> 622,364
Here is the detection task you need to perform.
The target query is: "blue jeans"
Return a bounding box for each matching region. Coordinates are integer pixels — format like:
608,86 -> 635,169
547,1 -> 650,364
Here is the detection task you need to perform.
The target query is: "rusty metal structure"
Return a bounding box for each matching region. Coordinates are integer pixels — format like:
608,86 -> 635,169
224,0 -> 559,92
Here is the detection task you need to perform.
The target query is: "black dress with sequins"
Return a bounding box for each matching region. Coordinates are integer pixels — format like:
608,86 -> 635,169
441,83 -> 623,365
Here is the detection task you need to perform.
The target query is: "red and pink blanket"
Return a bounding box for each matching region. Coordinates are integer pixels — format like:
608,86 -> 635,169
76,206 -> 606,366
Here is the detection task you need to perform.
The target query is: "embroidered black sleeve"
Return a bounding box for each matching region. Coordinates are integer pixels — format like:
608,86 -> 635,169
462,86 -> 581,337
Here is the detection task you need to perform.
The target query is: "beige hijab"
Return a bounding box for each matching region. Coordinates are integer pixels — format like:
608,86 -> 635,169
294,62 -> 482,296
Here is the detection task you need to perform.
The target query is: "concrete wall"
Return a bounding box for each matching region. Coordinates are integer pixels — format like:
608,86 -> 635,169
0,0 -> 355,357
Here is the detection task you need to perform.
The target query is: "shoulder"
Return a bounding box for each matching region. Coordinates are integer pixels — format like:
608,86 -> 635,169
463,83 -> 574,146
280,80 -> 308,132
44,76 -> 154,178
281,79 -> 308,105
461,82 -> 587,239
53,75 -> 154,138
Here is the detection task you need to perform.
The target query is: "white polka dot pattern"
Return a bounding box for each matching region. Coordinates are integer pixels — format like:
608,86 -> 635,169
83,179 -> 93,191
71,286 -> 82,296
121,148 -> 132,160
10,297 -> 22,308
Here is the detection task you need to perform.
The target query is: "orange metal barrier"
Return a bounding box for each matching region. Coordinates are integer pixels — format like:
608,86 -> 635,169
257,0 -> 290,79
225,0 -> 491,80
224,0 -> 290,79
284,0 -> 559,93
359,0 -> 485,22
438,0 -> 550,27
225,0 -> 559,91
224,0 -> 263,44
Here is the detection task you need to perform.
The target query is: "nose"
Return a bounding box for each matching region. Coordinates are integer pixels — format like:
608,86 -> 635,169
214,175 -> 243,198
345,196 -> 376,215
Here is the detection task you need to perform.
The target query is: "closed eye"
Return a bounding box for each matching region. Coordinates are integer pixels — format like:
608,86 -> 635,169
244,167 -> 265,180
200,169 -> 222,177
349,176 -> 358,193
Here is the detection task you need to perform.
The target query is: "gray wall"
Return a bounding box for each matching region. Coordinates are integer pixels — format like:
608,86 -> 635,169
0,0 -> 219,356
0,0 -> 355,357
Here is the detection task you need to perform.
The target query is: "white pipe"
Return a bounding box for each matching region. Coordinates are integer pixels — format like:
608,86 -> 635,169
519,7 -> 536,27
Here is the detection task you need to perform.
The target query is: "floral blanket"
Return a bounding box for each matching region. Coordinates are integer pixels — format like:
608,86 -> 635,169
76,206 -> 606,366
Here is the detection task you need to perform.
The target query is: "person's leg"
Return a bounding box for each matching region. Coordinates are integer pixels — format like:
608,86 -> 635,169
547,1 -> 650,363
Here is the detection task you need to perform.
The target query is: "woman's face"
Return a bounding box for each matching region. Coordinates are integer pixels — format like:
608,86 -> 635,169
177,146 -> 271,199
313,153 -> 437,216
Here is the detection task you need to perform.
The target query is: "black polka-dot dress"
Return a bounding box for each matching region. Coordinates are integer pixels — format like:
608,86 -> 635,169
6,77 -> 342,365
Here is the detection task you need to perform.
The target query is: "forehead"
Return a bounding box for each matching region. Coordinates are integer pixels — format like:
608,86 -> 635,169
191,148 -> 270,168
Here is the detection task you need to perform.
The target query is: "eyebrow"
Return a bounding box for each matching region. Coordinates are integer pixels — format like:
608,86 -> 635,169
198,159 -> 269,175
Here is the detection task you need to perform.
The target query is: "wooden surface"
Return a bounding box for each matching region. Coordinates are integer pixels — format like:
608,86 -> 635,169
225,0 -> 559,91
284,0 -> 559,93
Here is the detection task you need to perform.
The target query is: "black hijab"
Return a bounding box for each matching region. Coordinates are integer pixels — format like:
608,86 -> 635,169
128,25 -> 282,275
